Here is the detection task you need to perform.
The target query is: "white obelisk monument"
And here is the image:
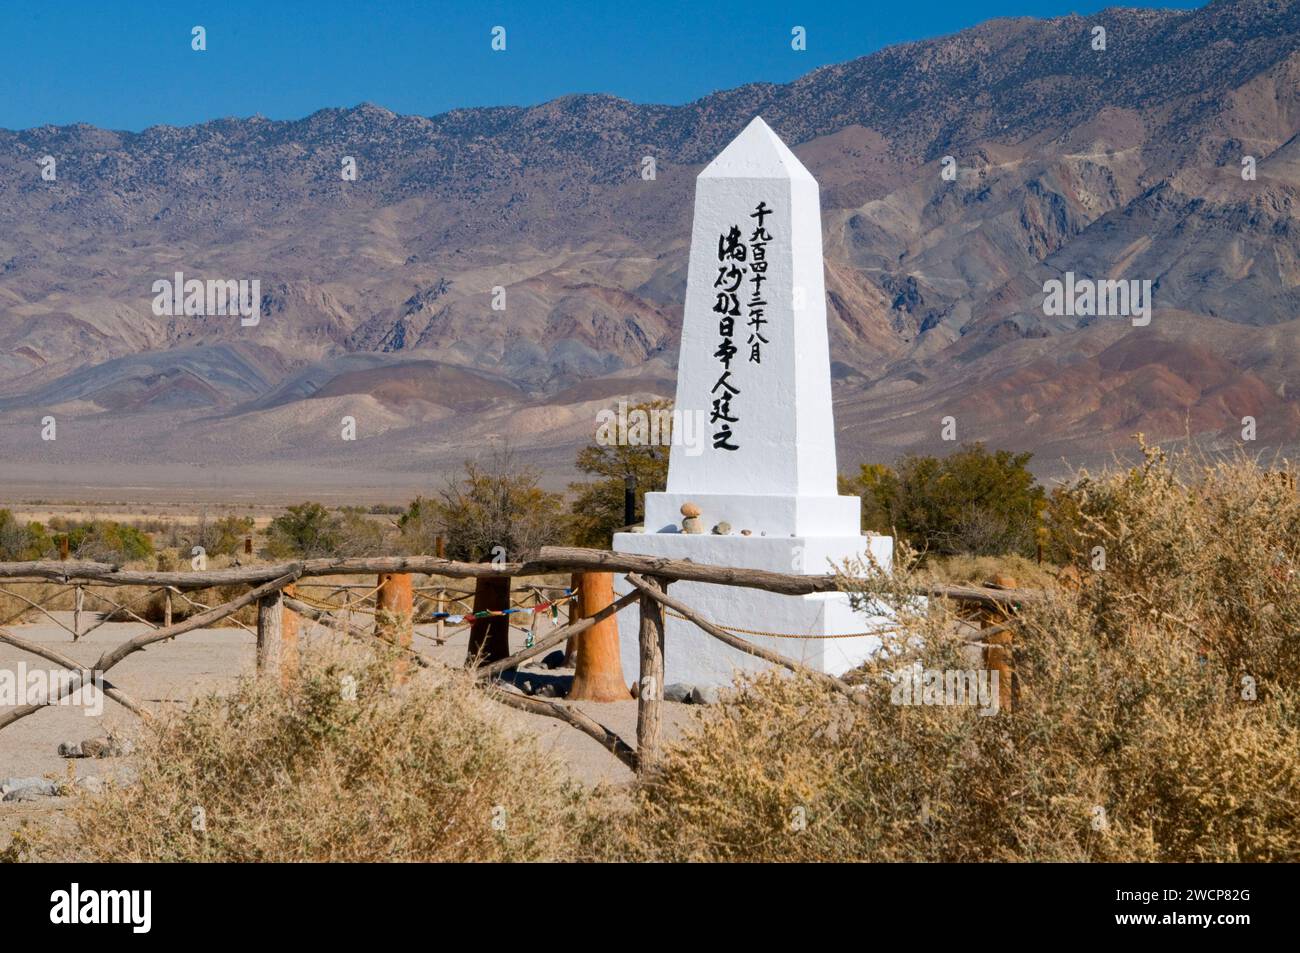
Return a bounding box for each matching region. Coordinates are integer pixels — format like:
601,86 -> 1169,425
613,117 -> 893,689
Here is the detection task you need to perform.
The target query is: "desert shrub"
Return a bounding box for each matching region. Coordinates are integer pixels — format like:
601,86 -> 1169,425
400,449 -> 566,560
27,643 -> 582,862
1053,442 -> 1300,684
187,512 -> 256,558
921,552 -> 1057,589
264,504 -> 392,559
0,510 -> 52,560
265,502 -> 342,558
334,507 -> 392,556
568,398 -> 672,546
62,520 -> 153,563
601,447 -> 1300,862
844,444 -> 1045,557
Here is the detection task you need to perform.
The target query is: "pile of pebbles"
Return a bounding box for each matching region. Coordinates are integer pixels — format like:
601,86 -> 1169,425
1,734 -> 133,802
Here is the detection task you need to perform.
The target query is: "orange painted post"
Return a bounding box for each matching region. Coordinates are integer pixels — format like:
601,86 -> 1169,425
465,576 -> 511,665
280,583 -> 300,689
568,571 -> 632,701
375,573 -> 414,682
982,575 -> 1017,714
58,535 -> 69,561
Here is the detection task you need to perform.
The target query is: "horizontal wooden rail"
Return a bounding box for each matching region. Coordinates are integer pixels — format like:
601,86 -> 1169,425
0,547 -> 1043,606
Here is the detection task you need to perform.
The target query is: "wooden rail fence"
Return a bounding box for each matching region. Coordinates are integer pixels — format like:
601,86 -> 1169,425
0,546 -> 1041,774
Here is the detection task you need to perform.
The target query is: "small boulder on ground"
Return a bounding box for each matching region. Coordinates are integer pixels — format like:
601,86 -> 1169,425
58,735 -> 133,759
1,777 -> 60,801
689,685 -> 720,705
664,683 -> 695,703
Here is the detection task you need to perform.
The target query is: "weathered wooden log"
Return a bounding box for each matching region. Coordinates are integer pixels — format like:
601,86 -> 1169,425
435,587 -> 446,644
0,549 -> 1044,608
568,572 -> 632,702
0,625 -> 152,720
635,574 -> 668,773
539,547 -> 840,596
256,588 -> 286,675
624,572 -> 868,708
283,596 -> 433,669
487,689 -> 638,773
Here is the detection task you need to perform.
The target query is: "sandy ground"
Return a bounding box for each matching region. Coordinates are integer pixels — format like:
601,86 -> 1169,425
0,609 -> 695,849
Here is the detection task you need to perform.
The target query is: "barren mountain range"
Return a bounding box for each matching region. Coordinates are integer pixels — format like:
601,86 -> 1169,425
2,0 -> 1300,500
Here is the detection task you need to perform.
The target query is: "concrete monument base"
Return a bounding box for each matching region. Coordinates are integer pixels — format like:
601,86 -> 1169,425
613,519 -> 893,689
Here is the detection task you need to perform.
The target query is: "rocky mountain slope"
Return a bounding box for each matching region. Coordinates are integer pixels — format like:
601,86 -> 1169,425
2,0 -> 1299,495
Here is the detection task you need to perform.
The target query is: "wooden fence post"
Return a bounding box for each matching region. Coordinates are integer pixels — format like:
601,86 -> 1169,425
568,571 -> 632,701
635,574 -> 668,773
164,588 -> 173,627
73,585 -> 83,639
58,535 -> 69,561
465,576 -> 511,665
434,537 -> 448,644
375,573 -> 413,682
256,588 -> 286,675
435,587 -> 446,644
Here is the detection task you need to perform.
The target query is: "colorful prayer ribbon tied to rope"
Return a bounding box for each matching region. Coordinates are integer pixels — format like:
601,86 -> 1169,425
431,589 -> 575,650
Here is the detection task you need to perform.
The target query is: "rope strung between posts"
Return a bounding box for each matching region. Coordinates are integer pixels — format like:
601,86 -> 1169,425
290,580 -> 387,616
662,608 -> 889,640
414,588 -> 577,627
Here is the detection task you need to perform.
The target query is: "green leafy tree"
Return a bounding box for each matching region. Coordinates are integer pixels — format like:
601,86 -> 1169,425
844,443 -> 1045,557
568,399 -> 672,547
841,463 -> 899,535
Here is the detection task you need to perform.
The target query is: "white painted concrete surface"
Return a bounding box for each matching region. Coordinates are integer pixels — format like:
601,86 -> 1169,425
613,117 -> 896,688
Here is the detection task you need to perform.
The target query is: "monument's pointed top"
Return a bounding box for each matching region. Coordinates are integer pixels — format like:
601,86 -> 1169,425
699,116 -> 814,182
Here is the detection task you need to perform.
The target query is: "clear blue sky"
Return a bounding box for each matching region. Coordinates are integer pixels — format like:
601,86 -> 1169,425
0,0 -> 1205,131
